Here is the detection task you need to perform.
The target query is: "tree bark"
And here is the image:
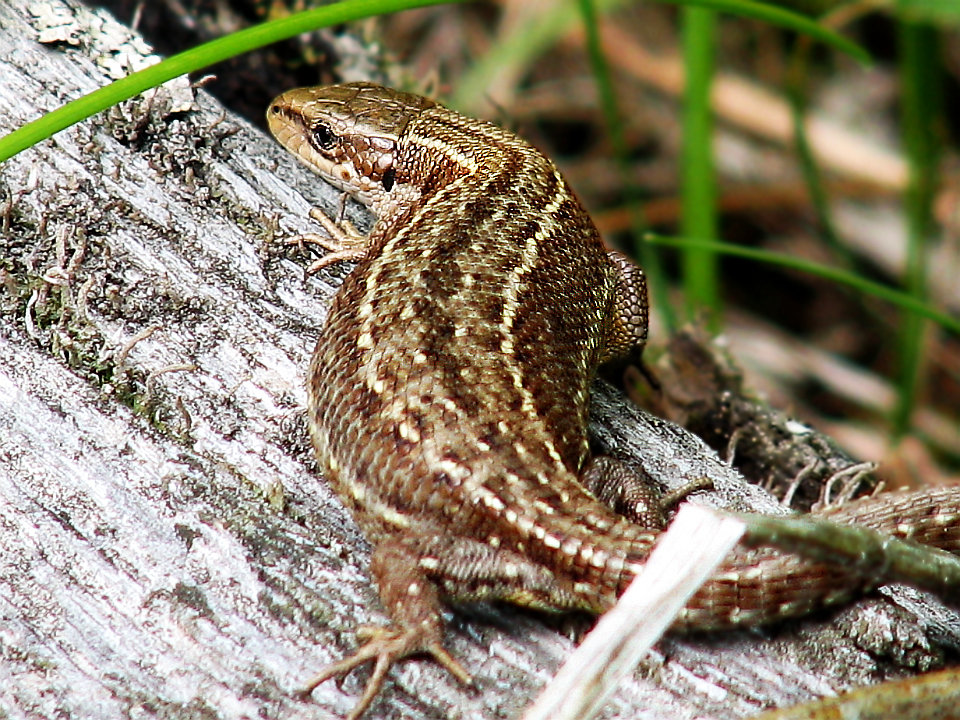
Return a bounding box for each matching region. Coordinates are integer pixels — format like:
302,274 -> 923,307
1,2 -> 957,719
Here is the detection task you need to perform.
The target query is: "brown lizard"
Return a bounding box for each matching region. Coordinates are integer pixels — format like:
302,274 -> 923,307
266,83 -> 960,719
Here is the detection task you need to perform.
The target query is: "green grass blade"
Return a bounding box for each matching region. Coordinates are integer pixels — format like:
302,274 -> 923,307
575,0 -> 676,329
897,0 -> 960,24
647,235 -> 960,336
0,0 -> 468,164
786,30 -> 847,258
892,20 -> 941,435
680,5 -> 719,327
652,0 -> 869,61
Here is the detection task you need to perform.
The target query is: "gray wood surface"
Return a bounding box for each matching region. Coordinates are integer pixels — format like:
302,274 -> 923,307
1,2 -> 957,718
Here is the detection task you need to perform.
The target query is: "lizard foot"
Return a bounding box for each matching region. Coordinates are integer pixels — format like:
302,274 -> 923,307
302,623 -> 473,720
284,201 -> 369,275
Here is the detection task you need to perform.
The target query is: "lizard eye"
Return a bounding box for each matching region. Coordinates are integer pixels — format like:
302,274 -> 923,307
310,123 -> 336,151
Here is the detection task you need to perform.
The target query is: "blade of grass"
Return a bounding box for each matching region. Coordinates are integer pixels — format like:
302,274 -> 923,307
575,0 -> 675,330
892,19 -> 941,436
651,0 -> 868,62
786,32 -> 842,256
0,0 -> 469,164
897,0 -> 960,24
784,2 -> 878,267
680,5 -> 719,328
646,235 -> 960,336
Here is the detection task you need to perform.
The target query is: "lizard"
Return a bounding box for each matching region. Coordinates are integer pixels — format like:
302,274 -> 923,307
266,82 -> 960,719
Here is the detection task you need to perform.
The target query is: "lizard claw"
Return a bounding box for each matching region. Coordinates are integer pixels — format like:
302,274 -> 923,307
301,624 -> 473,720
423,640 -> 474,687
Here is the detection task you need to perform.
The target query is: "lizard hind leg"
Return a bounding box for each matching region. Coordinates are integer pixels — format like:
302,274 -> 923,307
302,538 -> 472,719
582,455 -> 713,528
303,533 -> 593,717
302,623 -> 468,720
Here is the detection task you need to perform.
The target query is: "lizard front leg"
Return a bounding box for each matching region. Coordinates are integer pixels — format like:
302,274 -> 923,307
288,204 -> 369,275
601,250 -> 650,365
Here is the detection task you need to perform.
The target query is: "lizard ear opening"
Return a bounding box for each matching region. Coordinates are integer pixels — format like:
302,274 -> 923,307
382,167 -> 396,191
